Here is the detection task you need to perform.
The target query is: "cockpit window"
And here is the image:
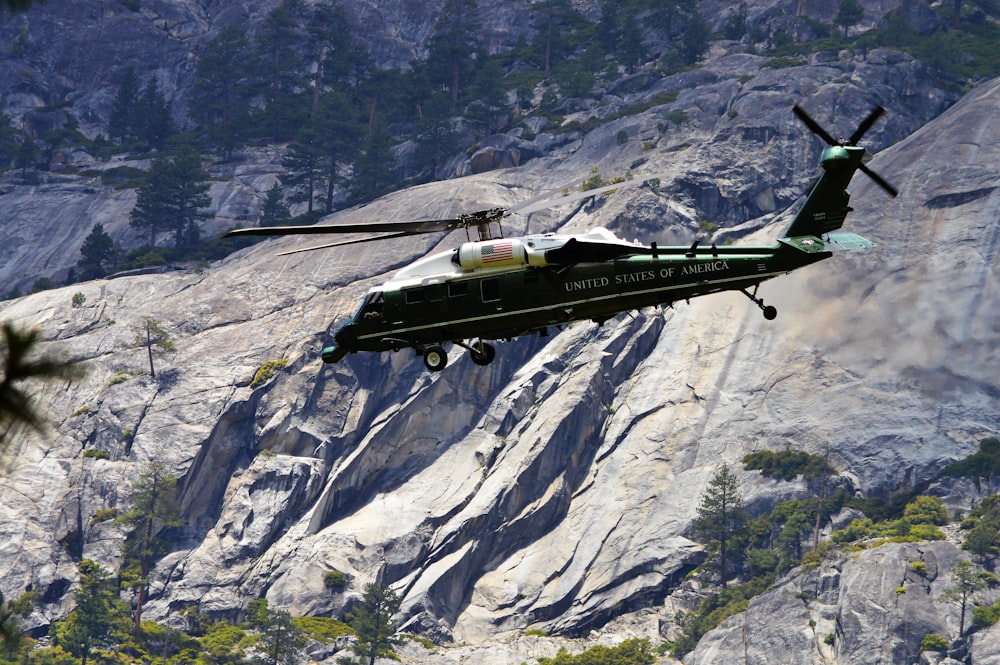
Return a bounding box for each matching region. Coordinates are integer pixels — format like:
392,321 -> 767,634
355,292 -> 384,320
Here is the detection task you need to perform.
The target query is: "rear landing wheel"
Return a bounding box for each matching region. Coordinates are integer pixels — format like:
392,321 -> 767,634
470,342 -> 496,366
763,305 -> 777,320
423,345 -> 448,372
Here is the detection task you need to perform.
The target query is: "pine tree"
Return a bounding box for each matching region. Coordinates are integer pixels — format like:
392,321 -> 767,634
350,120 -> 396,205
942,560 -> 986,638
281,135 -> 322,215
313,90 -> 363,213
132,317 -> 176,380
191,25 -> 254,159
77,223 -> 117,280
52,561 -> 130,665
426,0 -> 482,113
109,66 -> 139,143
529,0 -> 587,79
134,78 -> 175,149
259,182 -> 290,226
115,462 -> 181,635
693,464 -> 747,588
0,589 -> 20,651
835,0 -> 864,38
346,584 -> 401,665
129,144 -> 211,248
253,0 -> 308,142
247,600 -> 305,665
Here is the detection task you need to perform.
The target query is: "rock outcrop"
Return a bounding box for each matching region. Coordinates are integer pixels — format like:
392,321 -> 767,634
2,1 -> 1000,662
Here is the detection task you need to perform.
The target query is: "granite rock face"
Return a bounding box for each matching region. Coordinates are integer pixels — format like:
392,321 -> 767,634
2,1 -> 1000,661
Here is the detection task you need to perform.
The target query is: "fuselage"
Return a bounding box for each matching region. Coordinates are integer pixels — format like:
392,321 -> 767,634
324,228 -> 831,362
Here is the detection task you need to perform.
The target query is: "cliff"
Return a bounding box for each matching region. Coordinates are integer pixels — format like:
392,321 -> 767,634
1,1 -> 1000,663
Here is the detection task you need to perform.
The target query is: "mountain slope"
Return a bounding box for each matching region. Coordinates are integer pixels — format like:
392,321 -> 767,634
1,3 -> 999,662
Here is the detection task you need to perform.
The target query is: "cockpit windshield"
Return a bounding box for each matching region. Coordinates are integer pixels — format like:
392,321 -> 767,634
354,291 -> 384,321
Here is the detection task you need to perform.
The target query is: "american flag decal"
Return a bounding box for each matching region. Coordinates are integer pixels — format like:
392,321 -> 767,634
482,240 -> 514,263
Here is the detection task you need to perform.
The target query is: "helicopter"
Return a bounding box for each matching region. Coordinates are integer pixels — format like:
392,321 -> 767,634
225,104 -> 898,372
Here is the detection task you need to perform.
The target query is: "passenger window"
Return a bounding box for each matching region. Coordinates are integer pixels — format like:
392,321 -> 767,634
449,281 -> 469,297
481,278 -> 501,302
405,288 -> 426,304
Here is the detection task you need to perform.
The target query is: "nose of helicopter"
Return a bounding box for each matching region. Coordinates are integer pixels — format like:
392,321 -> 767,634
322,321 -> 357,363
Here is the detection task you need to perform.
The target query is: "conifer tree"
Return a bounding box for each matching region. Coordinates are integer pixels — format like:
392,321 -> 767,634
247,600 -> 305,665
281,134 -> 322,215
77,223 -> 117,280
693,464 -> 747,588
129,144 -> 211,248
314,91 -> 363,213
0,589 -> 20,650
109,66 -> 139,143
52,560 -> 130,665
835,0 -> 864,38
134,78 -> 175,150
426,0 -> 482,114
254,0 -> 307,142
345,583 -> 401,665
529,0 -> 587,79
132,316 -> 176,380
191,25 -> 254,159
350,120 -> 396,204
259,182 -> 291,226
116,462 -> 181,635
942,560 -> 985,638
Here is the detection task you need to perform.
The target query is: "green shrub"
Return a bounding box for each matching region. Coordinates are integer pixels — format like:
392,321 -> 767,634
250,359 -> 288,388
538,638 -> 654,664
323,570 -> 348,592
945,438 -> 1000,479
107,371 -> 133,386
742,450 -> 835,481
919,633 -> 949,652
903,496 -> 948,525
973,601 -> 1000,628
910,561 -> 927,577
71,292 -> 86,308
404,633 -> 435,649
291,616 -> 353,643
83,449 -> 110,460
90,508 -> 119,525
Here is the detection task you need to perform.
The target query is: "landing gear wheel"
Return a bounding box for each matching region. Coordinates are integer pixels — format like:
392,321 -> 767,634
741,287 -> 778,321
470,342 -> 496,366
423,345 -> 448,372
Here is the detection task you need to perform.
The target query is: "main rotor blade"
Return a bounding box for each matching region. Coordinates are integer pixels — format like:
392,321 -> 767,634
848,106 -> 885,146
275,231 -> 420,256
223,218 -> 464,238
859,163 -> 899,197
792,104 -> 838,146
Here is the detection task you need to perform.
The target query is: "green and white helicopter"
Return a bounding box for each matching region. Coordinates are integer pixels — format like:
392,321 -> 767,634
227,105 -> 897,372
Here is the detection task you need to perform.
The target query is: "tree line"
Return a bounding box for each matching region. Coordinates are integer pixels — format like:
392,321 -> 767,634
0,460 -> 405,665
673,440 -> 1000,658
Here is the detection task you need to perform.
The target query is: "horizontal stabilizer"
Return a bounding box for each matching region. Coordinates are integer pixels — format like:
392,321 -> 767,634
780,232 -> 875,253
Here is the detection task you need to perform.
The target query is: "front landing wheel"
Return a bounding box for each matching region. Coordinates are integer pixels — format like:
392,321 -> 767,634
763,305 -> 777,320
423,345 -> 448,372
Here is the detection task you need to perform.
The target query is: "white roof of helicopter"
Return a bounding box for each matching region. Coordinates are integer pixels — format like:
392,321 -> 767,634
381,227 -> 636,290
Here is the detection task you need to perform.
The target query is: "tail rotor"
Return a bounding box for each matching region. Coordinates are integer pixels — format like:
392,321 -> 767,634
793,104 -> 898,198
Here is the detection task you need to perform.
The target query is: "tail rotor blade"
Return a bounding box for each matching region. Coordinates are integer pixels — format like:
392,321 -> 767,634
848,106 -> 885,146
859,163 -> 898,198
793,104 -> 838,146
